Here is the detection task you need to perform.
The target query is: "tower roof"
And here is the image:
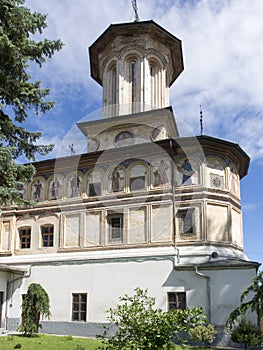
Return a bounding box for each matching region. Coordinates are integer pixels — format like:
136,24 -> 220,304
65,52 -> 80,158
89,20 -> 184,86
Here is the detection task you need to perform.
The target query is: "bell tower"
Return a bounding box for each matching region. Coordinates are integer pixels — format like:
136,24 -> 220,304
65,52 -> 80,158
89,20 -> 184,118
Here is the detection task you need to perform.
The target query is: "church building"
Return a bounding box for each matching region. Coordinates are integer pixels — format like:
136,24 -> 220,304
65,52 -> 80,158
0,19 -> 259,345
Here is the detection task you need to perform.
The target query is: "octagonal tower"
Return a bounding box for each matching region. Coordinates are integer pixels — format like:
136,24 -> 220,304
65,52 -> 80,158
89,20 -> 183,118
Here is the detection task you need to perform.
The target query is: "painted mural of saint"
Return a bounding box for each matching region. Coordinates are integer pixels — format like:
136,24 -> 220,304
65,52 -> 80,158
33,180 -> 43,201
70,175 -> 81,197
154,160 -> 169,186
177,159 -> 195,186
50,179 -> 61,199
111,168 -> 120,192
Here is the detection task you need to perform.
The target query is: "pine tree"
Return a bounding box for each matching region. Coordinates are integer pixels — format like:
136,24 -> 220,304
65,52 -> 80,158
0,0 -> 63,206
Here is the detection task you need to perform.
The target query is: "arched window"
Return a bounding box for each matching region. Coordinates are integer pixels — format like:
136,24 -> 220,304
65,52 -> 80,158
103,60 -> 118,118
149,59 -> 161,109
123,54 -> 141,114
129,61 -> 137,113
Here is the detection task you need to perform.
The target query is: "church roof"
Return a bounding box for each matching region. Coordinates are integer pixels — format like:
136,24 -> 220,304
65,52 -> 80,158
89,20 -> 184,86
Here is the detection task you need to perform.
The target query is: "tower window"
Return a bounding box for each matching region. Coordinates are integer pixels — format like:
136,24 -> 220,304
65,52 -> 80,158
130,61 -> 136,112
150,65 -> 156,108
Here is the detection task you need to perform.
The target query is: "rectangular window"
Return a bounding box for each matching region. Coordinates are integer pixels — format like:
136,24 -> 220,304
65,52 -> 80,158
41,225 -> 54,247
72,293 -> 87,321
177,209 -> 196,237
108,214 -> 123,242
168,292 -> 186,311
19,228 -> 31,249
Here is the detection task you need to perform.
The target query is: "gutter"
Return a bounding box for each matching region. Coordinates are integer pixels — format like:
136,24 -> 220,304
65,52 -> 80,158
194,265 -> 211,323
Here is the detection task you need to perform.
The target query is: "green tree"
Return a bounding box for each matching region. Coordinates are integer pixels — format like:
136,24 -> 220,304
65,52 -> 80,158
226,271 -> 263,328
19,283 -> 51,336
0,0 -> 63,206
97,287 -> 207,350
230,316 -> 261,350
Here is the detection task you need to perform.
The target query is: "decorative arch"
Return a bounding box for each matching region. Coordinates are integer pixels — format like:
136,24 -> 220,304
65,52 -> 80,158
128,161 -> 148,192
30,177 -> 46,202
86,168 -> 105,197
107,165 -> 126,193
151,158 -> 171,188
47,175 -> 63,200
65,172 -> 83,198
103,58 -> 118,117
228,163 -> 240,195
205,157 -> 226,189
175,158 -> 201,187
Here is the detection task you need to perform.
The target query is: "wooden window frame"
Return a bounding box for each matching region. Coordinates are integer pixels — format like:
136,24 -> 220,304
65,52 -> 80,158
72,293 -> 87,322
41,225 -> 54,247
167,292 -> 186,311
19,227 -> 31,249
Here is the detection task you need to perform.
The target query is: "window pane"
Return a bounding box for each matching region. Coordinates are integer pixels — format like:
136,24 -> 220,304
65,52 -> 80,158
72,294 -> 87,322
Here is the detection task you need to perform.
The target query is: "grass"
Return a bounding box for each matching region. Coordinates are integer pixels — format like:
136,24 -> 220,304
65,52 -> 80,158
0,334 -> 215,350
0,334 -> 101,350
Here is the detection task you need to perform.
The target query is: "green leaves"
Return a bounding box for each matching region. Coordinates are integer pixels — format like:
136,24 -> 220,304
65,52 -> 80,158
19,283 -> 51,337
226,270 -> 263,329
0,0 -> 62,206
97,288 -> 209,350
0,146 -> 35,206
230,316 -> 261,349
188,324 -> 216,347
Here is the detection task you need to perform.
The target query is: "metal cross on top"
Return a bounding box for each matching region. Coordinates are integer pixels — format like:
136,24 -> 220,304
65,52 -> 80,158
131,0 -> 140,22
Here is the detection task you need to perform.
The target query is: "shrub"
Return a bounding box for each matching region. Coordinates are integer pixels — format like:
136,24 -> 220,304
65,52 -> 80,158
188,324 -> 216,348
230,316 -> 260,350
97,287 -> 208,350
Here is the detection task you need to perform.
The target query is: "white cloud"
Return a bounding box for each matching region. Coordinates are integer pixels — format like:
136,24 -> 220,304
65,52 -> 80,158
23,0 -> 263,162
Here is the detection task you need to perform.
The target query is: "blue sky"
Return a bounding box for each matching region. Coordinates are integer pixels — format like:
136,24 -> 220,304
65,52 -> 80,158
23,0 -> 263,266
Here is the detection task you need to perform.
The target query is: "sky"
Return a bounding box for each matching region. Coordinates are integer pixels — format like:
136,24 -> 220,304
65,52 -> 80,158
22,0 -> 263,267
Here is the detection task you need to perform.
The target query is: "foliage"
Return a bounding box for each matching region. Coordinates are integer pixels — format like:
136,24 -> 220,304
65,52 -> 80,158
188,324 -> 216,348
226,270 -> 263,329
0,0 -> 63,207
230,316 -> 261,350
19,283 -> 51,336
0,146 -> 35,207
97,287 -> 208,350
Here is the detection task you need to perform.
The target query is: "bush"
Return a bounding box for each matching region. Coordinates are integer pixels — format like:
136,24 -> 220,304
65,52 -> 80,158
188,324 -> 216,348
97,287 -> 208,350
230,316 -> 260,350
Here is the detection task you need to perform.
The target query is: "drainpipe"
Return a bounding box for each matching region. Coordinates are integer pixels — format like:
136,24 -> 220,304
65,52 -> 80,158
169,140 -> 177,252
194,266 -> 211,323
